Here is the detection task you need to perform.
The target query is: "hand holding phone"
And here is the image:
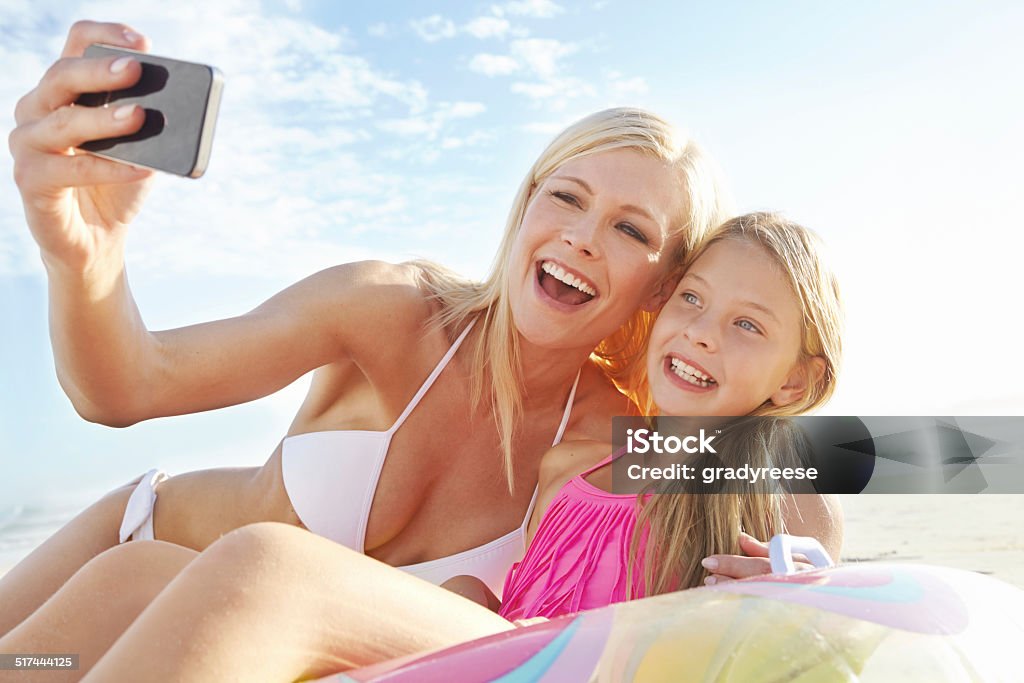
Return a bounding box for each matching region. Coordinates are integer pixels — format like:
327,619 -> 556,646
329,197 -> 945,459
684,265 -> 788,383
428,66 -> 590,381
75,45 -> 224,178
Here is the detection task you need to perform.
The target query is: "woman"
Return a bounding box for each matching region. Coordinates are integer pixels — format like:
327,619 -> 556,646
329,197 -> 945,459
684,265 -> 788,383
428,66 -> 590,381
1,17 -> 729,657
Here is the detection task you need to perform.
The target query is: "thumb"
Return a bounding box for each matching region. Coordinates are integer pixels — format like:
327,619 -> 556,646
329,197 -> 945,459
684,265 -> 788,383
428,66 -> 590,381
738,531 -> 770,557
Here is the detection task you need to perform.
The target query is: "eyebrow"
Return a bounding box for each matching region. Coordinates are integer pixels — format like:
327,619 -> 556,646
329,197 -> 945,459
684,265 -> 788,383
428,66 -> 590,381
550,174 -> 658,224
685,273 -> 781,324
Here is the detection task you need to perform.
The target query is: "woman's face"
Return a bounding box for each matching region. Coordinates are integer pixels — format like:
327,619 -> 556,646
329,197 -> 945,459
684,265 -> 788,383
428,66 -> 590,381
647,239 -> 808,417
508,148 -> 685,351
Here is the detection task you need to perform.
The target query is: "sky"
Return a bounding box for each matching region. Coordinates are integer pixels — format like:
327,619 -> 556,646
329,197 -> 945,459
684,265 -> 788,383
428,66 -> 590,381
1,0 -> 1023,507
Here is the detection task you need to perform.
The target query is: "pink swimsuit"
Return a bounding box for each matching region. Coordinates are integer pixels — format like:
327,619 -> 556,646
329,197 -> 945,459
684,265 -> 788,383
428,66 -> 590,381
498,448 -> 649,620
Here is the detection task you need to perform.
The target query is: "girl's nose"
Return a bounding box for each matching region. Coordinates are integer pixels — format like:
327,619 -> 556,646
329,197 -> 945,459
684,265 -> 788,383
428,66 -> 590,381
683,312 -> 718,353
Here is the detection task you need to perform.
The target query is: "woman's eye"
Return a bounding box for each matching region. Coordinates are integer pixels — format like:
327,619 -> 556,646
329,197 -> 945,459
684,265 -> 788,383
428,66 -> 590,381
682,292 -> 699,305
551,191 -> 580,207
617,222 -> 648,244
737,319 -> 761,334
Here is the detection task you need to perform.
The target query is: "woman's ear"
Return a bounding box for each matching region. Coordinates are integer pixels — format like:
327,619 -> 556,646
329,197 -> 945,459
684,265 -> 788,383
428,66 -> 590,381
642,272 -> 682,312
770,356 -> 826,408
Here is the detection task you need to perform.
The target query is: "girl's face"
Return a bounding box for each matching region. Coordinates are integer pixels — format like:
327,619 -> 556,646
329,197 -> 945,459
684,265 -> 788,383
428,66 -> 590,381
648,239 -> 813,416
509,148 -> 684,351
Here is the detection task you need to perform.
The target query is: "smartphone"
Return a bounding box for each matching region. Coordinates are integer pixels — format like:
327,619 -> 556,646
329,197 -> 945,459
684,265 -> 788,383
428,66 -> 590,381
75,45 -> 224,178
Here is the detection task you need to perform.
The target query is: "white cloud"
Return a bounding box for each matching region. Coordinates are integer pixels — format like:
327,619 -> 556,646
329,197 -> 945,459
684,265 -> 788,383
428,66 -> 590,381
607,73 -> 649,98
441,130 -> 492,150
448,101 -> 487,118
377,101 -> 487,141
511,76 -> 595,110
469,53 -> 521,76
510,38 -> 576,79
464,15 -> 511,39
496,0 -> 564,18
521,121 -> 567,135
367,22 -> 390,37
410,14 -> 457,43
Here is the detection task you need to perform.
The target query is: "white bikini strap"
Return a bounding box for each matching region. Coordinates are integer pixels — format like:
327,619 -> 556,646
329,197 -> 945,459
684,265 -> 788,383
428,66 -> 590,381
550,369 -> 581,446
118,468 -> 169,543
389,319 -> 477,434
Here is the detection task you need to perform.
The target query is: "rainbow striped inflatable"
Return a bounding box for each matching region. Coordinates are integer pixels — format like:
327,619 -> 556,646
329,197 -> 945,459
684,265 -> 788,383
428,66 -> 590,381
327,563 -> 1024,682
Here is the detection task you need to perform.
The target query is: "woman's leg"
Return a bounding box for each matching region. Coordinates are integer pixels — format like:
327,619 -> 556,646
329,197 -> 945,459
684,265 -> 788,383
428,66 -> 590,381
0,541 -> 197,683
0,482 -> 136,637
84,523 -> 514,683
0,456 -> 295,638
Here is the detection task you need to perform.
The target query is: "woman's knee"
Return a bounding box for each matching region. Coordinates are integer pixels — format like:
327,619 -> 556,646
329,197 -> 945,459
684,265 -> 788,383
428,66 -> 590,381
191,522 -> 316,586
210,522 -> 313,561
63,541 -> 196,613
83,541 -> 194,585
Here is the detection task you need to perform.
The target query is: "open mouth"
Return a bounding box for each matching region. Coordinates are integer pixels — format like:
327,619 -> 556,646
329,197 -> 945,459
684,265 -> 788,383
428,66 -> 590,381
536,261 -> 597,306
667,356 -> 718,389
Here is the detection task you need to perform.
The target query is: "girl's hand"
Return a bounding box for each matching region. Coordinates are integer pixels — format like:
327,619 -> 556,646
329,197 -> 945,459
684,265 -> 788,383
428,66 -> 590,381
700,532 -> 813,585
10,20 -> 155,273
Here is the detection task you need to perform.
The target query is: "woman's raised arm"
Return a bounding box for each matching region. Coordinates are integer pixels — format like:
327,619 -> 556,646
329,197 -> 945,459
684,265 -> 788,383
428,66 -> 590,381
9,22 -> 421,425
60,260 -> 420,426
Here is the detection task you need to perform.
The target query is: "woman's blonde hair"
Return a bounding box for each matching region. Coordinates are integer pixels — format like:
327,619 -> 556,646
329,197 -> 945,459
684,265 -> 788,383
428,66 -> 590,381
413,108 -> 730,490
628,212 -> 844,596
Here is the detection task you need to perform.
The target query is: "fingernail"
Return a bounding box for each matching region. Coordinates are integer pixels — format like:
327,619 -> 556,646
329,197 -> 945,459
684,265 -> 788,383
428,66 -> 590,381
110,56 -> 133,73
113,104 -> 137,120
123,30 -> 143,44
704,576 -> 717,585
701,557 -> 718,571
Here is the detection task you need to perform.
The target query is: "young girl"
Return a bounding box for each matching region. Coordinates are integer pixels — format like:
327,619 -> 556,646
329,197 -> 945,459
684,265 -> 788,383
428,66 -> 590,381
56,212 -> 842,682
448,211 -> 844,620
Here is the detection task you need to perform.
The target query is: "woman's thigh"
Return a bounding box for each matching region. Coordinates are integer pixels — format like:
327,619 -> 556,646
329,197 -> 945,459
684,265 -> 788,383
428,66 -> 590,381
85,523 -> 513,682
0,540 -> 197,683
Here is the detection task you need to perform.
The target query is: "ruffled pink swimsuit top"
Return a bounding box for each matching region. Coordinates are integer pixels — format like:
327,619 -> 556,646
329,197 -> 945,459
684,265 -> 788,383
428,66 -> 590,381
499,447 -> 649,620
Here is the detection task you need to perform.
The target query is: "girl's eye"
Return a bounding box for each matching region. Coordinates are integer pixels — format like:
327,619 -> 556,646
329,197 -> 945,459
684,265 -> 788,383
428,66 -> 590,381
617,222 -> 648,244
550,191 -> 580,207
737,319 -> 762,334
682,292 -> 700,305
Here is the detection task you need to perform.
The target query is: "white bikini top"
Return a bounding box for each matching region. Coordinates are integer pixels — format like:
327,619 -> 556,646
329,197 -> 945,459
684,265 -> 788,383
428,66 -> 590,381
281,320 -> 580,598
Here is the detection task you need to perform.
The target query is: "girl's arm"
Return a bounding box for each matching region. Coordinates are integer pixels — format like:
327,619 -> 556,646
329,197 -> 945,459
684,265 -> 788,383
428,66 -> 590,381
702,494 -> 844,583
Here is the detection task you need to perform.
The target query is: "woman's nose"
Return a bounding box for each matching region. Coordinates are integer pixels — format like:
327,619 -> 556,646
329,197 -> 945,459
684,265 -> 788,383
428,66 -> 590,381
561,218 -> 600,258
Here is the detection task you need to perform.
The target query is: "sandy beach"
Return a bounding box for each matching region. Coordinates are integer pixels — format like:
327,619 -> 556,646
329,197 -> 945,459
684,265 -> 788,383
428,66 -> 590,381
838,494 -> 1024,589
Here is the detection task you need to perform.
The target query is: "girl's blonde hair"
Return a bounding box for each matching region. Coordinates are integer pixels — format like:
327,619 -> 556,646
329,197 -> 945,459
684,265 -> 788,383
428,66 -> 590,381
413,108 -> 730,490
628,212 -> 844,596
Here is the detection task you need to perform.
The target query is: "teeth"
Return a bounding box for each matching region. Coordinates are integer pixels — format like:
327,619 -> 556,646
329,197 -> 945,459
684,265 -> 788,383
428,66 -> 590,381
670,358 -> 716,387
541,262 -> 597,297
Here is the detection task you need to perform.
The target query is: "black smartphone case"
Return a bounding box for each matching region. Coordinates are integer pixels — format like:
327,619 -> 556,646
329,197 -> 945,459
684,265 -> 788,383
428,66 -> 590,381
76,45 -> 223,178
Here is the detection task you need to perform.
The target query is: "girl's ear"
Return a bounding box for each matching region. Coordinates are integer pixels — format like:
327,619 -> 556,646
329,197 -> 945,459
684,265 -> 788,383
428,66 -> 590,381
642,272 -> 682,312
770,356 -> 826,408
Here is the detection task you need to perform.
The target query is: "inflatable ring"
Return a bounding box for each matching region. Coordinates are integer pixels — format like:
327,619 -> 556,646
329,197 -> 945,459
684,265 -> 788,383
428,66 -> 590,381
328,563 -> 1024,682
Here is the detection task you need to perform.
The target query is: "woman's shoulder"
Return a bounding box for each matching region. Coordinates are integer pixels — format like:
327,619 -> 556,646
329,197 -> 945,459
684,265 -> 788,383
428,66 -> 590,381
305,260 -> 438,337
